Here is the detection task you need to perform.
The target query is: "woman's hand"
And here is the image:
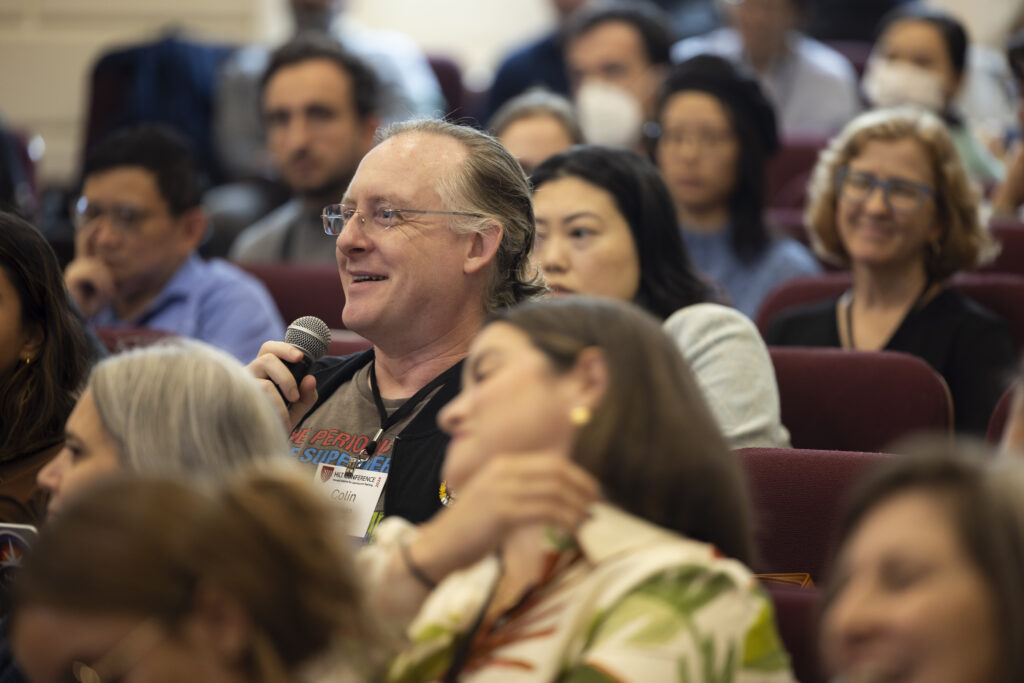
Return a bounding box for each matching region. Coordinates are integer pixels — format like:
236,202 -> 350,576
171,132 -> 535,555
407,453 -> 601,585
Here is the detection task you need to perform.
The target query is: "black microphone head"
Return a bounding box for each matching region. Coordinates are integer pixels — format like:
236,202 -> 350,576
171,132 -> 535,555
284,316 -> 331,360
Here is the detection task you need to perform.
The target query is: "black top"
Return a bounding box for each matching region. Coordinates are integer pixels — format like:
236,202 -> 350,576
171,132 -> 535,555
766,288 -> 1016,436
300,349 -> 463,525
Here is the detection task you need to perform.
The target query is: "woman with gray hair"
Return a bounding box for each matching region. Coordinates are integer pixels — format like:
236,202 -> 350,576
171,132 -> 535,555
488,89 -> 582,175
37,339 -> 289,518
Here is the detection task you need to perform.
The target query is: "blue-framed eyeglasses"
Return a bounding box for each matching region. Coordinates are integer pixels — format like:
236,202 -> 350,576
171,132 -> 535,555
836,167 -> 935,214
321,203 -> 484,236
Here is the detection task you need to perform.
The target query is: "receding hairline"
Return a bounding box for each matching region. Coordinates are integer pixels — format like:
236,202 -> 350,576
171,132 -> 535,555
362,129 -> 472,205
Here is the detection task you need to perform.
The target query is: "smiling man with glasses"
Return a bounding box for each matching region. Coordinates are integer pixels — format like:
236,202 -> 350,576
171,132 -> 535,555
248,119 -> 544,532
64,125 -> 283,362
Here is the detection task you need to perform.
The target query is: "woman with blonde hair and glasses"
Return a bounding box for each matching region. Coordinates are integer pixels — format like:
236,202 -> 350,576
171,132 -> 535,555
766,107 -> 1015,435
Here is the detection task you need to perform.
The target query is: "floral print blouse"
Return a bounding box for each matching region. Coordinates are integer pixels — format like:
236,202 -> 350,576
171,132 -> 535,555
384,503 -> 795,683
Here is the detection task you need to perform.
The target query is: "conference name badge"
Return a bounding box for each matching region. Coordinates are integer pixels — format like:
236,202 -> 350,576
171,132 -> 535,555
314,463 -> 387,538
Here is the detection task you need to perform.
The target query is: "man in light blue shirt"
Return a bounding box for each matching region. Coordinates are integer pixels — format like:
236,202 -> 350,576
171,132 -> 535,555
65,126 -> 284,362
672,0 -> 860,136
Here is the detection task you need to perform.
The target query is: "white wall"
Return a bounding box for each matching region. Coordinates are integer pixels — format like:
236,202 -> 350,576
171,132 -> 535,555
0,0 -> 553,186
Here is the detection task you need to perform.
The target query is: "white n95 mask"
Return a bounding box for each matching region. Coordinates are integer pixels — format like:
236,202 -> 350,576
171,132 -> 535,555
862,57 -> 948,113
575,79 -> 644,149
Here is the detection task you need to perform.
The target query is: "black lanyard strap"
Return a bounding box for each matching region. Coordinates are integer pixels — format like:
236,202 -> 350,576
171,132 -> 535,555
344,359 -> 454,476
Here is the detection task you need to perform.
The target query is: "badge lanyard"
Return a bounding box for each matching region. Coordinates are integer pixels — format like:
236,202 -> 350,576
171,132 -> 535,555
344,360 -> 451,477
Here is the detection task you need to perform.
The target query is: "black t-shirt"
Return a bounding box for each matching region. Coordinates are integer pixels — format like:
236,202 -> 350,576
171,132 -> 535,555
294,349 -> 463,525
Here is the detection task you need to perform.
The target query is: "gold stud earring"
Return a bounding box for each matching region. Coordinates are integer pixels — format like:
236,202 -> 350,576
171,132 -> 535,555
439,481 -> 455,507
570,406 -> 591,426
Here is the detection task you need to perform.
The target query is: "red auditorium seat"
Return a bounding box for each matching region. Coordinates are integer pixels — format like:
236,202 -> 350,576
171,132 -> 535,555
949,273 -> 1024,353
236,262 -> 345,328
825,40 -> 873,78
756,272 -> 1024,353
738,447 -> 892,583
755,273 -> 847,336
427,55 -> 468,120
95,326 -> 178,354
766,207 -> 810,247
986,383 -> 1017,445
768,347 -> 952,452
765,133 -> 829,209
980,218 -> 1024,276
328,330 -> 373,356
764,584 -> 826,683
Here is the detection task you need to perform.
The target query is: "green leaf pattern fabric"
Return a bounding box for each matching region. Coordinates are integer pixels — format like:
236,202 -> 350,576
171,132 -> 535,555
387,503 -> 795,682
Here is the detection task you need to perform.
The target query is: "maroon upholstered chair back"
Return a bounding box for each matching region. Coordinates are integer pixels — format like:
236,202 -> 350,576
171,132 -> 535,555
764,584 -> 826,683
986,382 -> 1017,445
95,326 -> 179,354
737,447 -> 891,583
769,347 -> 952,452
755,273 -> 850,336
824,40 -> 873,78
328,331 -> 373,357
766,207 -> 810,247
236,262 -> 345,329
981,219 -> 1024,276
953,273 -> 1024,353
427,55 -> 467,120
765,133 -> 829,209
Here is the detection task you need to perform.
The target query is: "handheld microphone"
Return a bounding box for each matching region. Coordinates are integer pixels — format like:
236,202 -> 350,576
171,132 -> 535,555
277,316 -> 331,406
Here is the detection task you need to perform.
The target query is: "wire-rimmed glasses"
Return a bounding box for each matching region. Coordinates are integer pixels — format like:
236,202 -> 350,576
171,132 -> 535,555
322,203 -> 484,236
71,196 -> 153,234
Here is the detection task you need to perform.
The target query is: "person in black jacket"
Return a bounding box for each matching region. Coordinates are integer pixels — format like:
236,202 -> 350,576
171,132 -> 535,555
248,119 -> 544,534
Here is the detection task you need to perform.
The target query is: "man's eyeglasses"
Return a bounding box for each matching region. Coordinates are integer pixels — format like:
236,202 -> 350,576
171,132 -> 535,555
836,167 -> 934,214
72,197 -> 152,234
321,203 -> 484,236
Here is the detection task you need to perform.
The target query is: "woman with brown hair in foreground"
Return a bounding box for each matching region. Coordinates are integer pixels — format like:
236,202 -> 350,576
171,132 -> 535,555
821,442 -> 1024,683
367,297 -> 794,682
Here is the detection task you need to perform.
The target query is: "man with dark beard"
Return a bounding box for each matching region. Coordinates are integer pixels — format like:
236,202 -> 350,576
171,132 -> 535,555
230,35 -> 380,263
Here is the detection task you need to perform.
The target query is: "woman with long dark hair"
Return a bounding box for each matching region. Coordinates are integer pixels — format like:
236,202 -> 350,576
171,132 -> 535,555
532,145 -> 788,448
0,211 -> 96,523
653,54 -> 820,318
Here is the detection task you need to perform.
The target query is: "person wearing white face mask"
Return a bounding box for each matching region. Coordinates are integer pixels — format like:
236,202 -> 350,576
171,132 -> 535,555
564,1 -> 673,152
862,5 -> 1005,185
